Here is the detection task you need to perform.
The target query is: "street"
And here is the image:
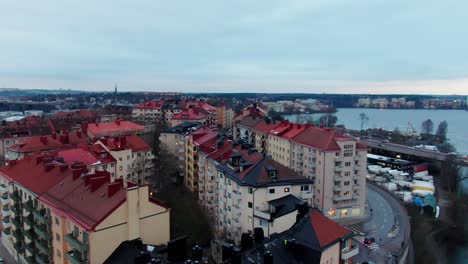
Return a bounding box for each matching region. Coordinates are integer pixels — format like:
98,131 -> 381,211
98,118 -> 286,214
351,183 -> 412,263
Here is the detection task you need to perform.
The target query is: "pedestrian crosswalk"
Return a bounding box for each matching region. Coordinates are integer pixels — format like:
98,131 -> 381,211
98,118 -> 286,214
354,236 -> 380,250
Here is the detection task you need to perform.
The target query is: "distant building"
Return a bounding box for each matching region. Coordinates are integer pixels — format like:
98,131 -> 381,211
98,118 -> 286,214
85,120 -> 145,139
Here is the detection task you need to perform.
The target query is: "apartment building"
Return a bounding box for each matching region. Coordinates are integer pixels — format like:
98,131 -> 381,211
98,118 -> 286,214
132,101 -> 164,122
292,127 -> 367,219
215,104 -> 234,129
94,134 -> 155,185
170,108 -> 211,128
266,121 -> 306,167
0,154 -> 170,264
85,120 -> 145,139
214,147 -> 313,242
184,127 -> 218,192
232,103 -> 268,123
233,116 -> 262,142
0,136 -> 31,165
251,120 -> 281,153
6,132 -> 88,161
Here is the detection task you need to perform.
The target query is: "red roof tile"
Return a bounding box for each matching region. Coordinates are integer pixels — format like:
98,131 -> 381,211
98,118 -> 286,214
252,120 -> 282,133
87,121 -> 145,137
292,126 -> 343,151
8,132 -> 88,154
98,134 -> 151,152
58,147 -> 115,166
134,101 -> 164,110
309,210 -> 352,248
171,108 -> 208,120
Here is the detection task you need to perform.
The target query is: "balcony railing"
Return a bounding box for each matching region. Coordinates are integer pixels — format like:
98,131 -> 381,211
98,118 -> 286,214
12,215 -> 21,226
1,195 -> 9,205
66,233 -> 86,253
25,242 -> 38,255
67,250 -> 85,264
35,239 -> 49,255
24,228 -> 36,241
33,208 -> 48,224
34,224 -> 50,240
341,242 -> 359,259
2,228 -> 11,238
300,191 -> 313,199
14,241 -> 24,253
10,191 -> 21,202
11,204 -> 22,215
334,166 -> 343,172
24,214 -> 35,227
13,229 -> 23,240
35,254 -> 50,264
24,200 -> 34,212
0,184 -> 8,194
2,217 -> 12,229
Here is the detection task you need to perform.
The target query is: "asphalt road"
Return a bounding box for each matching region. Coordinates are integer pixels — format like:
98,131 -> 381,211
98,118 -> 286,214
351,183 -> 412,263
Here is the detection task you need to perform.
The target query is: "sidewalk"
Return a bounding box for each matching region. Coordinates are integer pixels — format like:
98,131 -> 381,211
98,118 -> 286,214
0,240 -> 16,264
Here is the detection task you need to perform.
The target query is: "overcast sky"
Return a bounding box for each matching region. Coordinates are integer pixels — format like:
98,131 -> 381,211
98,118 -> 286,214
1,0 -> 467,94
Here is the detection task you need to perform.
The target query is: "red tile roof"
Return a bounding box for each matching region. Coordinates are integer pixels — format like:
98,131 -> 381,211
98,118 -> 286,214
134,101 -> 164,110
86,121 -> 145,137
171,108 -> 208,120
191,127 -> 218,146
58,146 -> 115,166
292,126 -> 343,151
252,120 -> 281,133
97,134 -> 151,152
309,210 -> 352,248
39,171 -> 127,230
8,132 -> 88,154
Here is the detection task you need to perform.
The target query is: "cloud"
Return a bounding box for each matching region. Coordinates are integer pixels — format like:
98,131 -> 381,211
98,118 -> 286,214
0,0 -> 467,94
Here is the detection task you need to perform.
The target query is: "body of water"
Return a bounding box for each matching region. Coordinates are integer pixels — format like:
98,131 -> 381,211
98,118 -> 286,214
283,108 -> 468,155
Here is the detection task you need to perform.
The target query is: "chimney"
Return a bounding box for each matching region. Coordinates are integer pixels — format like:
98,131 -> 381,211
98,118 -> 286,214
89,176 -> 108,192
40,136 -> 48,144
107,182 -> 121,197
81,123 -> 88,134
77,131 -> 82,138
51,133 -> 57,140
44,163 -> 54,172
59,163 -> 68,171
120,136 -> 127,147
116,120 -> 121,125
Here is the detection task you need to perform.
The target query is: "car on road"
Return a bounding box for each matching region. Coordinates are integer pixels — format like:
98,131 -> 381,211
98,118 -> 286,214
364,237 -> 375,245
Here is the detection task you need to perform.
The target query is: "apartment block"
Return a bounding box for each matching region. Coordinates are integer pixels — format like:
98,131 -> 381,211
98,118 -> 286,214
292,127 -> 367,219
215,104 -> 234,129
85,120 -> 145,139
184,127 -> 218,192
0,154 -> 170,264
212,146 -> 313,242
132,101 -> 182,125
94,134 -> 155,185
266,121 -> 306,167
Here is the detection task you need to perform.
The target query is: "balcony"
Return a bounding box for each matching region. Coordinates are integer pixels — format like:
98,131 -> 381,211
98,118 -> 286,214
1,205 -> 10,217
341,242 -> 359,259
300,191 -> 313,199
11,204 -> 22,215
25,242 -> 38,255
24,214 -> 35,227
10,191 -> 21,202
2,228 -> 11,238
12,215 -> 21,226
335,157 -> 343,162
353,193 -> 360,200
24,200 -> 34,213
231,190 -> 242,202
33,208 -> 48,224
13,229 -> 23,240
353,175 -> 361,180
35,239 -> 49,254
1,194 -> 9,205
24,228 -> 36,241
232,219 -> 241,228
0,184 -> 8,194
35,254 -> 50,264
66,233 -> 86,253
67,250 -> 85,264
333,195 -> 348,202
2,217 -> 12,229
334,166 -> 343,172
254,209 -> 271,220
14,241 -> 24,253
25,256 -> 35,264
334,185 -> 344,191
232,205 -> 241,216
353,185 -> 360,191
34,224 -> 50,240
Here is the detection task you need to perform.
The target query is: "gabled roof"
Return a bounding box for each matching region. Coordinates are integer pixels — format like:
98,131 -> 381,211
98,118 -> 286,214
216,146 -> 312,187
58,146 -> 115,166
237,116 -> 263,128
292,126 -> 343,151
86,121 -> 145,137
8,132 -> 88,154
252,120 -> 282,133
171,108 -> 208,120
134,101 -> 164,110
97,134 -> 151,152
266,195 -> 305,220
191,127 -> 218,146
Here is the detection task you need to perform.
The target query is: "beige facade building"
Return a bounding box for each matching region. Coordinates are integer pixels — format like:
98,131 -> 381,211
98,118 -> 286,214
0,154 -> 170,264
291,127 -> 367,219
266,121 -> 306,167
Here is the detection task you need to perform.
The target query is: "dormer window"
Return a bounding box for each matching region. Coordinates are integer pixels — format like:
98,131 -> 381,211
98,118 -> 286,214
265,164 -> 278,180
100,153 -> 107,158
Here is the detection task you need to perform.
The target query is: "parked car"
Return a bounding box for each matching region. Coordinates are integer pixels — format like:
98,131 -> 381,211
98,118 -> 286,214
364,237 -> 375,245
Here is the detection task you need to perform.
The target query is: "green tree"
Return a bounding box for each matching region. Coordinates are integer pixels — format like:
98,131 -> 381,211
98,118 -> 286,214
359,113 -> 369,131
421,119 -> 434,134
436,120 -> 448,140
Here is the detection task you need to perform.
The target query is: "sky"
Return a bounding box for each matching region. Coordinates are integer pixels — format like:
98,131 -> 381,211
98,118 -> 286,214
1,0 -> 468,94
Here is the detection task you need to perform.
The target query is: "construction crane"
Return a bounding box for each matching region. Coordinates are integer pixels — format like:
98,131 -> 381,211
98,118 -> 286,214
406,122 -> 416,135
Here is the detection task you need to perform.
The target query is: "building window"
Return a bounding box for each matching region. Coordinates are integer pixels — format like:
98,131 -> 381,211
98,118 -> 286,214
344,181 -> 350,186
227,206 -> 231,212
55,217 -> 60,225
344,172 -> 350,176
248,202 -> 253,208
119,166 -> 123,171
284,187 -> 290,193
345,162 -> 351,167
248,216 -> 252,222
269,188 -> 275,194
57,249 -> 61,258
248,188 -> 253,194
56,233 -> 61,242
301,185 -> 310,191
227,193 -> 231,199
260,219 -> 268,227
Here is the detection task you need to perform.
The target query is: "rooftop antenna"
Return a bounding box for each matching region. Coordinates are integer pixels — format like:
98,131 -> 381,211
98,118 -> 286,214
114,82 -> 118,94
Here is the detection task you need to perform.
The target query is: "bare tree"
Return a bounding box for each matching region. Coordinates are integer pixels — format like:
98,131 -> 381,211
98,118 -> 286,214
318,114 -> 337,127
436,120 -> 448,140
359,112 -> 369,131
421,119 -> 434,134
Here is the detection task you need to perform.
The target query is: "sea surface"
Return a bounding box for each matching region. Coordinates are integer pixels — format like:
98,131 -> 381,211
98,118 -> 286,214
283,108 -> 468,155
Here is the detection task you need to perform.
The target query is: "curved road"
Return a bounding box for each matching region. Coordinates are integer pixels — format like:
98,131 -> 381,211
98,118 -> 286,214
351,183 -> 412,263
